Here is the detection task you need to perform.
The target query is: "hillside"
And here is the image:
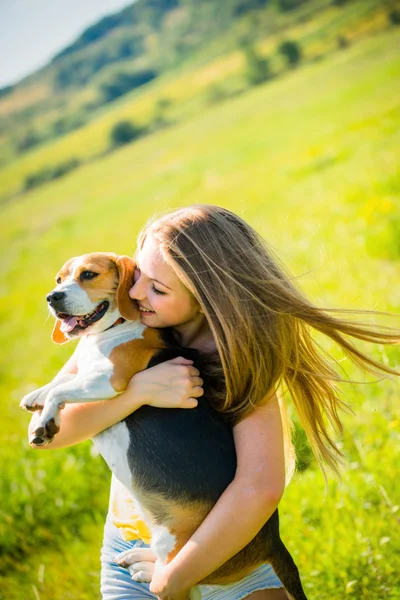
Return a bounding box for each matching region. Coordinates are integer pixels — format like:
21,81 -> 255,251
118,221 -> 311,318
0,0 -> 396,177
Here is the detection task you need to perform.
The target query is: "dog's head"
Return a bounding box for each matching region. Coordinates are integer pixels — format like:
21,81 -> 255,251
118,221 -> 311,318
47,253 -> 139,344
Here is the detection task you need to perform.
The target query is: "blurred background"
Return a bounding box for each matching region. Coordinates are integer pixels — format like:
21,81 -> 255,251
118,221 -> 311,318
1,0 -> 399,598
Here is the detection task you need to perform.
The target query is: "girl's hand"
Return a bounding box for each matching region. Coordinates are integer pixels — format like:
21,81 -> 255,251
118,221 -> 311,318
150,561 -> 191,600
125,357 -> 204,410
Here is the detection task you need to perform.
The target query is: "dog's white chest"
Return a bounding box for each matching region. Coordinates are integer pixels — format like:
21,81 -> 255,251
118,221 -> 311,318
76,321 -> 146,375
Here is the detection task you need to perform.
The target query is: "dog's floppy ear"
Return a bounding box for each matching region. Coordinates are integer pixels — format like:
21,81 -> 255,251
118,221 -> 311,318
52,320 -> 69,344
114,255 -> 140,321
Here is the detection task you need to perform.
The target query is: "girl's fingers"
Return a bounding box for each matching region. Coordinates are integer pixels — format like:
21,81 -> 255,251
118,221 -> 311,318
167,357 -> 194,365
192,386 -> 204,398
182,398 -> 199,408
188,366 -> 200,377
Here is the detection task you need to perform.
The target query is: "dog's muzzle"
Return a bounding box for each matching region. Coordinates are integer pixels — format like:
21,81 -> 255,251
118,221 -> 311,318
47,291 -> 66,310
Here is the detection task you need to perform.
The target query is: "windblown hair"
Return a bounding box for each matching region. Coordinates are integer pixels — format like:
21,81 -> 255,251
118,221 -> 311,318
138,205 -> 399,478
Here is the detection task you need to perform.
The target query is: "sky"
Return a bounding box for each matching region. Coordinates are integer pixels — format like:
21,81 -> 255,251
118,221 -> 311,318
0,0 -> 136,88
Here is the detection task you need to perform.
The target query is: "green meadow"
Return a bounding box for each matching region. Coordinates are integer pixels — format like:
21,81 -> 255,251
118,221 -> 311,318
1,27 -> 400,600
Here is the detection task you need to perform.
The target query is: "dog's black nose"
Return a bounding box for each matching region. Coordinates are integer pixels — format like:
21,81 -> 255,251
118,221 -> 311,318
47,291 -> 65,304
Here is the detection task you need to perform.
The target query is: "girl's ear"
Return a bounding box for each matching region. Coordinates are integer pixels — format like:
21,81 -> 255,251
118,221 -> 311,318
52,320 -> 69,344
115,256 -> 140,321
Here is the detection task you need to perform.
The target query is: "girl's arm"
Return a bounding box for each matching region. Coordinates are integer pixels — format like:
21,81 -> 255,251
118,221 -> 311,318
29,357 -> 202,450
149,393 -> 286,598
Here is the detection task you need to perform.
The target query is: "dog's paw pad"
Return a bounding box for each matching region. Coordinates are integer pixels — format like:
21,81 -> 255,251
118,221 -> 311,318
46,419 -> 59,436
35,427 -> 45,436
24,404 -> 42,412
31,436 -> 45,446
30,434 -> 54,447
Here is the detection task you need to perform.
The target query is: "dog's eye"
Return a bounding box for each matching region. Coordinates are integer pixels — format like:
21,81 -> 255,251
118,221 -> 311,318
56,277 -> 61,284
80,271 -> 98,281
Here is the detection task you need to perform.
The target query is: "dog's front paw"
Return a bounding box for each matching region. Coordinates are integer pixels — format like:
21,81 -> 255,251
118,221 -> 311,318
29,417 -> 60,447
20,389 -> 47,411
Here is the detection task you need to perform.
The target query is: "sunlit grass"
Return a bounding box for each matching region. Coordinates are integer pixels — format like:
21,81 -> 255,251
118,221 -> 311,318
1,27 -> 399,600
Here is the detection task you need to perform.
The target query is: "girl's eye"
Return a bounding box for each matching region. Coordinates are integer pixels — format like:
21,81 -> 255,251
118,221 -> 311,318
152,285 -> 166,296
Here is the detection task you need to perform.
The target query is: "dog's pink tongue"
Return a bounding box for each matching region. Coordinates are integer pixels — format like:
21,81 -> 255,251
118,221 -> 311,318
60,316 -> 78,333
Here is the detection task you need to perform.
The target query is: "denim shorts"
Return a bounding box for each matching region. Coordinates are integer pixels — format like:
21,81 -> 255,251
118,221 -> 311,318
100,519 -> 283,600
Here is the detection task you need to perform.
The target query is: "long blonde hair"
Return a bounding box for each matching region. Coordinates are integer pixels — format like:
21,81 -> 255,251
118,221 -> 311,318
138,205 -> 399,478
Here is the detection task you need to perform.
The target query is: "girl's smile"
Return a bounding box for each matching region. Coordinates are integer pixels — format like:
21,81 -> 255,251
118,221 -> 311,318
138,304 -> 156,316
128,235 -> 206,346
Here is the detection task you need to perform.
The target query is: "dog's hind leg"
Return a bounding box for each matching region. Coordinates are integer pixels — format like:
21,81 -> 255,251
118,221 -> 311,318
267,541 -> 308,600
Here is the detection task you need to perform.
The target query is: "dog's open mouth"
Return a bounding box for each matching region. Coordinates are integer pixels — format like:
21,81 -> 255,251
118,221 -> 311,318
57,301 -> 109,334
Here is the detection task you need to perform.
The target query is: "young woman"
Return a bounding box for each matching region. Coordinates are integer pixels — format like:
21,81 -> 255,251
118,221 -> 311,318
30,205 -> 399,600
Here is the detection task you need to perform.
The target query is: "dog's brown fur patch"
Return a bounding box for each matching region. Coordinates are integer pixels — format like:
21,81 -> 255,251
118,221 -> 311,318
109,328 -> 165,392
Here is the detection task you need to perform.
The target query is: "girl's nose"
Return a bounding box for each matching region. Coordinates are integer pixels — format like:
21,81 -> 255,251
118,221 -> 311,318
128,283 -> 137,299
129,277 -> 144,301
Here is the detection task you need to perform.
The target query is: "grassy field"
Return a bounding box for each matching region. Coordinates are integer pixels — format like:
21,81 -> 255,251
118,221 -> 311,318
0,0 -> 393,201
1,26 -> 399,600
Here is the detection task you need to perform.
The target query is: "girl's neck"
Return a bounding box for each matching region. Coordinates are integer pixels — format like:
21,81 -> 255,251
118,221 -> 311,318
173,315 -> 216,353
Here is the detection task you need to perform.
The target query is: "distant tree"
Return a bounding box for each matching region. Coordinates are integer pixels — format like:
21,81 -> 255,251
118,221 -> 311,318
277,0 -> 308,11
101,70 -> 157,103
81,15 -> 122,45
110,120 -> 143,148
16,131 -> 41,154
115,36 -> 144,60
0,84 -> 13,98
388,9 -> 400,25
242,42 -> 271,86
55,65 -> 75,89
279,40 -> 302,67
233,0 -> 269,16
50,158 -> 81,179
24,158 -> 80,190
337,35 -> 349,49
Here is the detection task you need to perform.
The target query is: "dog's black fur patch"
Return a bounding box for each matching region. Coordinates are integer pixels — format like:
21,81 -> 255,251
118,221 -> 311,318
125,346 -> 236,505
120,341 -> 308,598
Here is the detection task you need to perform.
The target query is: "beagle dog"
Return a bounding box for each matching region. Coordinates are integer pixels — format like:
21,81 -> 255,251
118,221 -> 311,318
20,252 -> 307,600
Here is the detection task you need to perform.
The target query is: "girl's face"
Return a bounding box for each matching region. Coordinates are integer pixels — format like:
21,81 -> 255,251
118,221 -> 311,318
129,234 -> 203,331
